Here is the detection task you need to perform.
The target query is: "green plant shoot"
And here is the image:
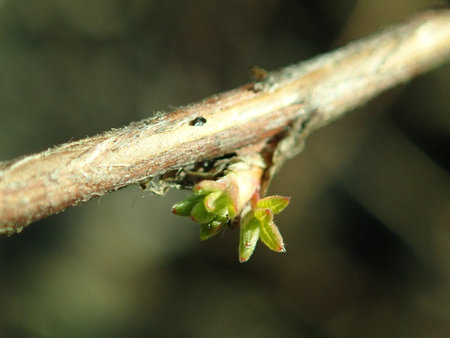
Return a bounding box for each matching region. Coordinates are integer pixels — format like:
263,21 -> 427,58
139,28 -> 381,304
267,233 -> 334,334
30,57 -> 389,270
172,156 -> 290,262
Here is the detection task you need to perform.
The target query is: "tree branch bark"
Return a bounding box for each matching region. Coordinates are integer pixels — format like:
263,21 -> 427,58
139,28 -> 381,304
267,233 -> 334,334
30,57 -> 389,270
1,9 -> 449,235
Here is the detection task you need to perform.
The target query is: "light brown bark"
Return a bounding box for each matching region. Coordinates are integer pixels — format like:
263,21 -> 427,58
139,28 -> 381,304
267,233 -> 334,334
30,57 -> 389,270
1,9 -> 449,234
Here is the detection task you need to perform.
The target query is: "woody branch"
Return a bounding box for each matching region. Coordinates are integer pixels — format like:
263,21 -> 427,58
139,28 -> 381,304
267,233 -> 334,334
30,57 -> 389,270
0,9 -> 449,234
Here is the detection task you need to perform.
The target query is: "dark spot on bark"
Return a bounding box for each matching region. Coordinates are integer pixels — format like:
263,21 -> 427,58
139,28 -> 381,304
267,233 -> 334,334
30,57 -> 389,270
190,117 -> 207,126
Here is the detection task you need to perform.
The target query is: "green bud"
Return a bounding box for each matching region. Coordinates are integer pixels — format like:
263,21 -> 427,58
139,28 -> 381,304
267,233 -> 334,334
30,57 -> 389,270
172,194 -> 204,216
204,191 -> 230,216
199,221 -> 225,240
191,201 -> 215,224
171,155 -> 291,262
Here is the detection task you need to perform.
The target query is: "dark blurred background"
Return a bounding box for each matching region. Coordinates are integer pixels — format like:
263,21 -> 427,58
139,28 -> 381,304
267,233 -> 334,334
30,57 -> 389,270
0,0 -> 449,337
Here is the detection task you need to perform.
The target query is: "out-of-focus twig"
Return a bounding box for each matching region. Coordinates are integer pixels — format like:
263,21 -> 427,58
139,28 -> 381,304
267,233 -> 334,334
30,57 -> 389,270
1,9 -> 449,234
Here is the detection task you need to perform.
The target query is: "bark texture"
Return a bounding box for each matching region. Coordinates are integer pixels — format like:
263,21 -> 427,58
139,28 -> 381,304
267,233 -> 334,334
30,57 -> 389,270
1,9 -> 449,234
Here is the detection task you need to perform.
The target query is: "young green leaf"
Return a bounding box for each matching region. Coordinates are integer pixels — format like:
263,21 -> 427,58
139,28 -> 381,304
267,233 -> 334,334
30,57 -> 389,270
199,221 -> 225,240
256,196 -> 290,214
259,220 -> 285,253
239,215 -> 261,263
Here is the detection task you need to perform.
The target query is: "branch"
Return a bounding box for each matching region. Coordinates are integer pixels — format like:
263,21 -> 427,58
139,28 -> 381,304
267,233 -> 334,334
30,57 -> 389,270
1,9 -> 449,235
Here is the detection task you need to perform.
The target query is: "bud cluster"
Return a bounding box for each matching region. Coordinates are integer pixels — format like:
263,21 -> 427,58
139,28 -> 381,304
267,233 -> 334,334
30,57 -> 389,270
172,155 -> 289,262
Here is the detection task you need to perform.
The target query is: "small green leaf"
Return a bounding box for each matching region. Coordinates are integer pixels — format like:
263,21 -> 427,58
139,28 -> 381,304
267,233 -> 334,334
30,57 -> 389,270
239,215 -> 261,263
172,194 -> 204,216
257,195 -> 290,214
199,221 -> 225,240
260,220 -> 285,253
191,201 -> 215,224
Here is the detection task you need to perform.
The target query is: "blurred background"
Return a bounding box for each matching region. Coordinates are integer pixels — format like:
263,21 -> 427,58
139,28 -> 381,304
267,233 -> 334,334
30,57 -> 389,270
0,0 -> 449,337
